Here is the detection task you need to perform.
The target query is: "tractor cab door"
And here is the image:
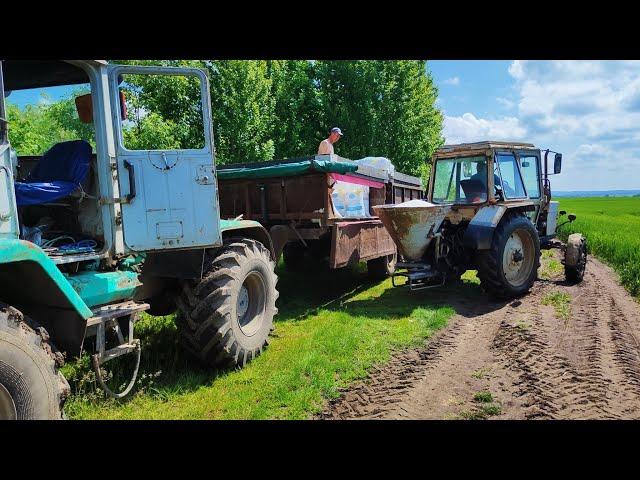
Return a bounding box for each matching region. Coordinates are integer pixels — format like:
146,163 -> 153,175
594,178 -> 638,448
108,65 -> 222,252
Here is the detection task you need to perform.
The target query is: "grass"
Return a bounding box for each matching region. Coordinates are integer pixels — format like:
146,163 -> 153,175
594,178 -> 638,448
460,390 -> 502,420
558,196 -> 640,298
62,261 -> 456,420
473,391 -> 493,403
539,249 -> 564,280
542,291 -> 571,321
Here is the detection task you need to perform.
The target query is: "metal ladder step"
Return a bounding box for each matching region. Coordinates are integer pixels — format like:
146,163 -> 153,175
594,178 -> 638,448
87,301 -> 150,327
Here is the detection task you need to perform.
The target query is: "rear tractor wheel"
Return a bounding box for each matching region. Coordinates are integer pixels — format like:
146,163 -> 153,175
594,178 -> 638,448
0,304 -> 69,420
564,233 -> 587,284
176,238 -> 278,369
477,213 -> 541,300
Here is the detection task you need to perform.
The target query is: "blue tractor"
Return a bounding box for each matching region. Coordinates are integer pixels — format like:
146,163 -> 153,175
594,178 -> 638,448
0,61 -> 279,419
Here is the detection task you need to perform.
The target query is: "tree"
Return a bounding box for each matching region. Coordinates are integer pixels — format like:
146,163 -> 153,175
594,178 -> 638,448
203,60 -> 275,164
267,60 -> 323,158
315,60 -> 443,176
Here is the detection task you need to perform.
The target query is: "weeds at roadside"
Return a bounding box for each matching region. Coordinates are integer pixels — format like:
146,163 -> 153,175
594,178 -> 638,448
542,291 -> 571,321
471,367 -> 491,379
458,390 -> 502,419
473,391 -> 493,403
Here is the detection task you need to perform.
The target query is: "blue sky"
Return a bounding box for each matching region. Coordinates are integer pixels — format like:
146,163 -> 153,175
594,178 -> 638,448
428,60 -> 640,191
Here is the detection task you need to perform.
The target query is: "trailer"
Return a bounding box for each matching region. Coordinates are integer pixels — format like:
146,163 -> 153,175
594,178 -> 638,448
217,155 -> 424,279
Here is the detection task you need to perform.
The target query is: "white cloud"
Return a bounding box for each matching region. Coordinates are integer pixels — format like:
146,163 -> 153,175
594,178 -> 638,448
496,97 -> 515,109
443,76 -> 460,86
444,113 -> 526,144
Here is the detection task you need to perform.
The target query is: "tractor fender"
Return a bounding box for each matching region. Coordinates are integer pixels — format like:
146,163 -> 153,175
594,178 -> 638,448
143,219 -> 277,281
220,219 -> 276,260
463,205 -> 508,250
0,239 -> 92,356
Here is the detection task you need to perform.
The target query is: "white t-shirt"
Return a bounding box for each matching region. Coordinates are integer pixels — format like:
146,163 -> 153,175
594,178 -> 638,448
318,139 -> 334,155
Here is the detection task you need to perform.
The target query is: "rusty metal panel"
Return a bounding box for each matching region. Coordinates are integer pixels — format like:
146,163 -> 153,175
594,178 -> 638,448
330,220 -> 396,269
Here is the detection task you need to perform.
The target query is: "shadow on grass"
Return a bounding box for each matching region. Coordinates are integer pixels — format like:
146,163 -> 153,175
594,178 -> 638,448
63,262 -> 508,409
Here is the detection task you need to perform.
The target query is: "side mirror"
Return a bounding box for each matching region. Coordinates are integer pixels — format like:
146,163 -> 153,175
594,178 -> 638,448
559,210 -> 567,216
568,213 -> 576,222
75,93 -> 93,124
554,153 -> 562,174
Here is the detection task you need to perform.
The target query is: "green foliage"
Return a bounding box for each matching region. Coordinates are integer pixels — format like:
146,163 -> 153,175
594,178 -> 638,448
558,197 -> 640,297
111,60 -> 444,175
315,60 -> 443,175
6,91 -> 95,155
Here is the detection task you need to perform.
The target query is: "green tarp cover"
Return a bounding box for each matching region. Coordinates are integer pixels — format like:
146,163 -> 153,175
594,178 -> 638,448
217,159 -> 358,180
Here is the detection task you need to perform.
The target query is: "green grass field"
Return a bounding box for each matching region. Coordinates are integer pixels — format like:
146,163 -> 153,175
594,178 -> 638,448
62,263 -> 455,419
557,196 -> 640,298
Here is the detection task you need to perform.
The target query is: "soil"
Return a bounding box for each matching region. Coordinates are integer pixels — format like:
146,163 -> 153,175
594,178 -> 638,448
318,251 -> 640,420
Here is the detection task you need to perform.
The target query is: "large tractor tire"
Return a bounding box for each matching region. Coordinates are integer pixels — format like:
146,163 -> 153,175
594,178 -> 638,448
367,252 -> 397,281
176,238 -> 278,369
477,212 -> 541,300
565,233 -> 587,284
0,304 -> 69,420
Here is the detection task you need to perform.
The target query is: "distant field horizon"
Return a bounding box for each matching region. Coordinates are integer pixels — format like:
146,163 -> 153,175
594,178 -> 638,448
554,189 -> 640,198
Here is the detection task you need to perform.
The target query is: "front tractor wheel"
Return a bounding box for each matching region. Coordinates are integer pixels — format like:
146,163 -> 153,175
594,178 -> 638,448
0,305 -> 69,420
477,213 -> 541,300
176,238 -> 278,369
565,233 -> 587,284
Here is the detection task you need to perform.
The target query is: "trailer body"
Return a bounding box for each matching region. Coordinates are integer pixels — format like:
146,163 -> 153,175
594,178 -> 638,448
217,155 -> 424,272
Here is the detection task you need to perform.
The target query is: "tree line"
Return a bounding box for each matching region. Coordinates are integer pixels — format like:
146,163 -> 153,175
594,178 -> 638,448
6,61 -> 444,178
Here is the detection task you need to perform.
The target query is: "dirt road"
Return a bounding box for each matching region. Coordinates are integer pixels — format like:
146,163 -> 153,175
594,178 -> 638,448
318,252 -> 640,419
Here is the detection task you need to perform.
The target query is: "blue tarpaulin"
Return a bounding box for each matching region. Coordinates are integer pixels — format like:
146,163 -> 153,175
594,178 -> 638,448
15,140 -> 92,207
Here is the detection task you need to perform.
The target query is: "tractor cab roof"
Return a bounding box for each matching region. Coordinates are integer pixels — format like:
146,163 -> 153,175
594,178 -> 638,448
1,60 -> 106,91
433,141 -> 538,160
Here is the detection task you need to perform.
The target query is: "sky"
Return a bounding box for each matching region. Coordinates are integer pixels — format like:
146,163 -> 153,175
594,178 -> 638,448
428,60 -> 640,191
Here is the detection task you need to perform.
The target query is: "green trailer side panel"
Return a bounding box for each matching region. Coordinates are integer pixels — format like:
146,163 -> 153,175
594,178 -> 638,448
0,239 -> 93,318
217,159 -> 358,180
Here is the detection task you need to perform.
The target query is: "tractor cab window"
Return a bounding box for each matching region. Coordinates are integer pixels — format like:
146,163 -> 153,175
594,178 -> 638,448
519,154 -> 540,198
117,73 -> 205,151
432,155 -> 488,204
495,153 -> 526,199
2,60 -> 104,263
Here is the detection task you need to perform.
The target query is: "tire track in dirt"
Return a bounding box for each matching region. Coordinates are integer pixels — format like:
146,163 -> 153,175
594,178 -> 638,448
318,253 -> 640,420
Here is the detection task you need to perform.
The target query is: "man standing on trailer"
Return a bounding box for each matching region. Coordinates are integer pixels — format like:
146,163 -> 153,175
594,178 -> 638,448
318,127 -> 343,155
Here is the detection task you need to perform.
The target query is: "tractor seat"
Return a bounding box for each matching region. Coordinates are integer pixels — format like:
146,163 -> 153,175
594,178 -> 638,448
14,140 -> 92,207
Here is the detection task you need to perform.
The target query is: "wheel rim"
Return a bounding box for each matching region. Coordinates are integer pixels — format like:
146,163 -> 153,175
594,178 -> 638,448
236,271 -> 267,337
0,383 -> 17,420
502,229 -> 535,288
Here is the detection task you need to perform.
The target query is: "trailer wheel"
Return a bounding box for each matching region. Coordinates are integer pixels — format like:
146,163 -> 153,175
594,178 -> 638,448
176,238 -> 278,369
0,304 -> 69,420
367,252 -> 397,281
565,233 -> 587,284
477,212 -> 540,299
